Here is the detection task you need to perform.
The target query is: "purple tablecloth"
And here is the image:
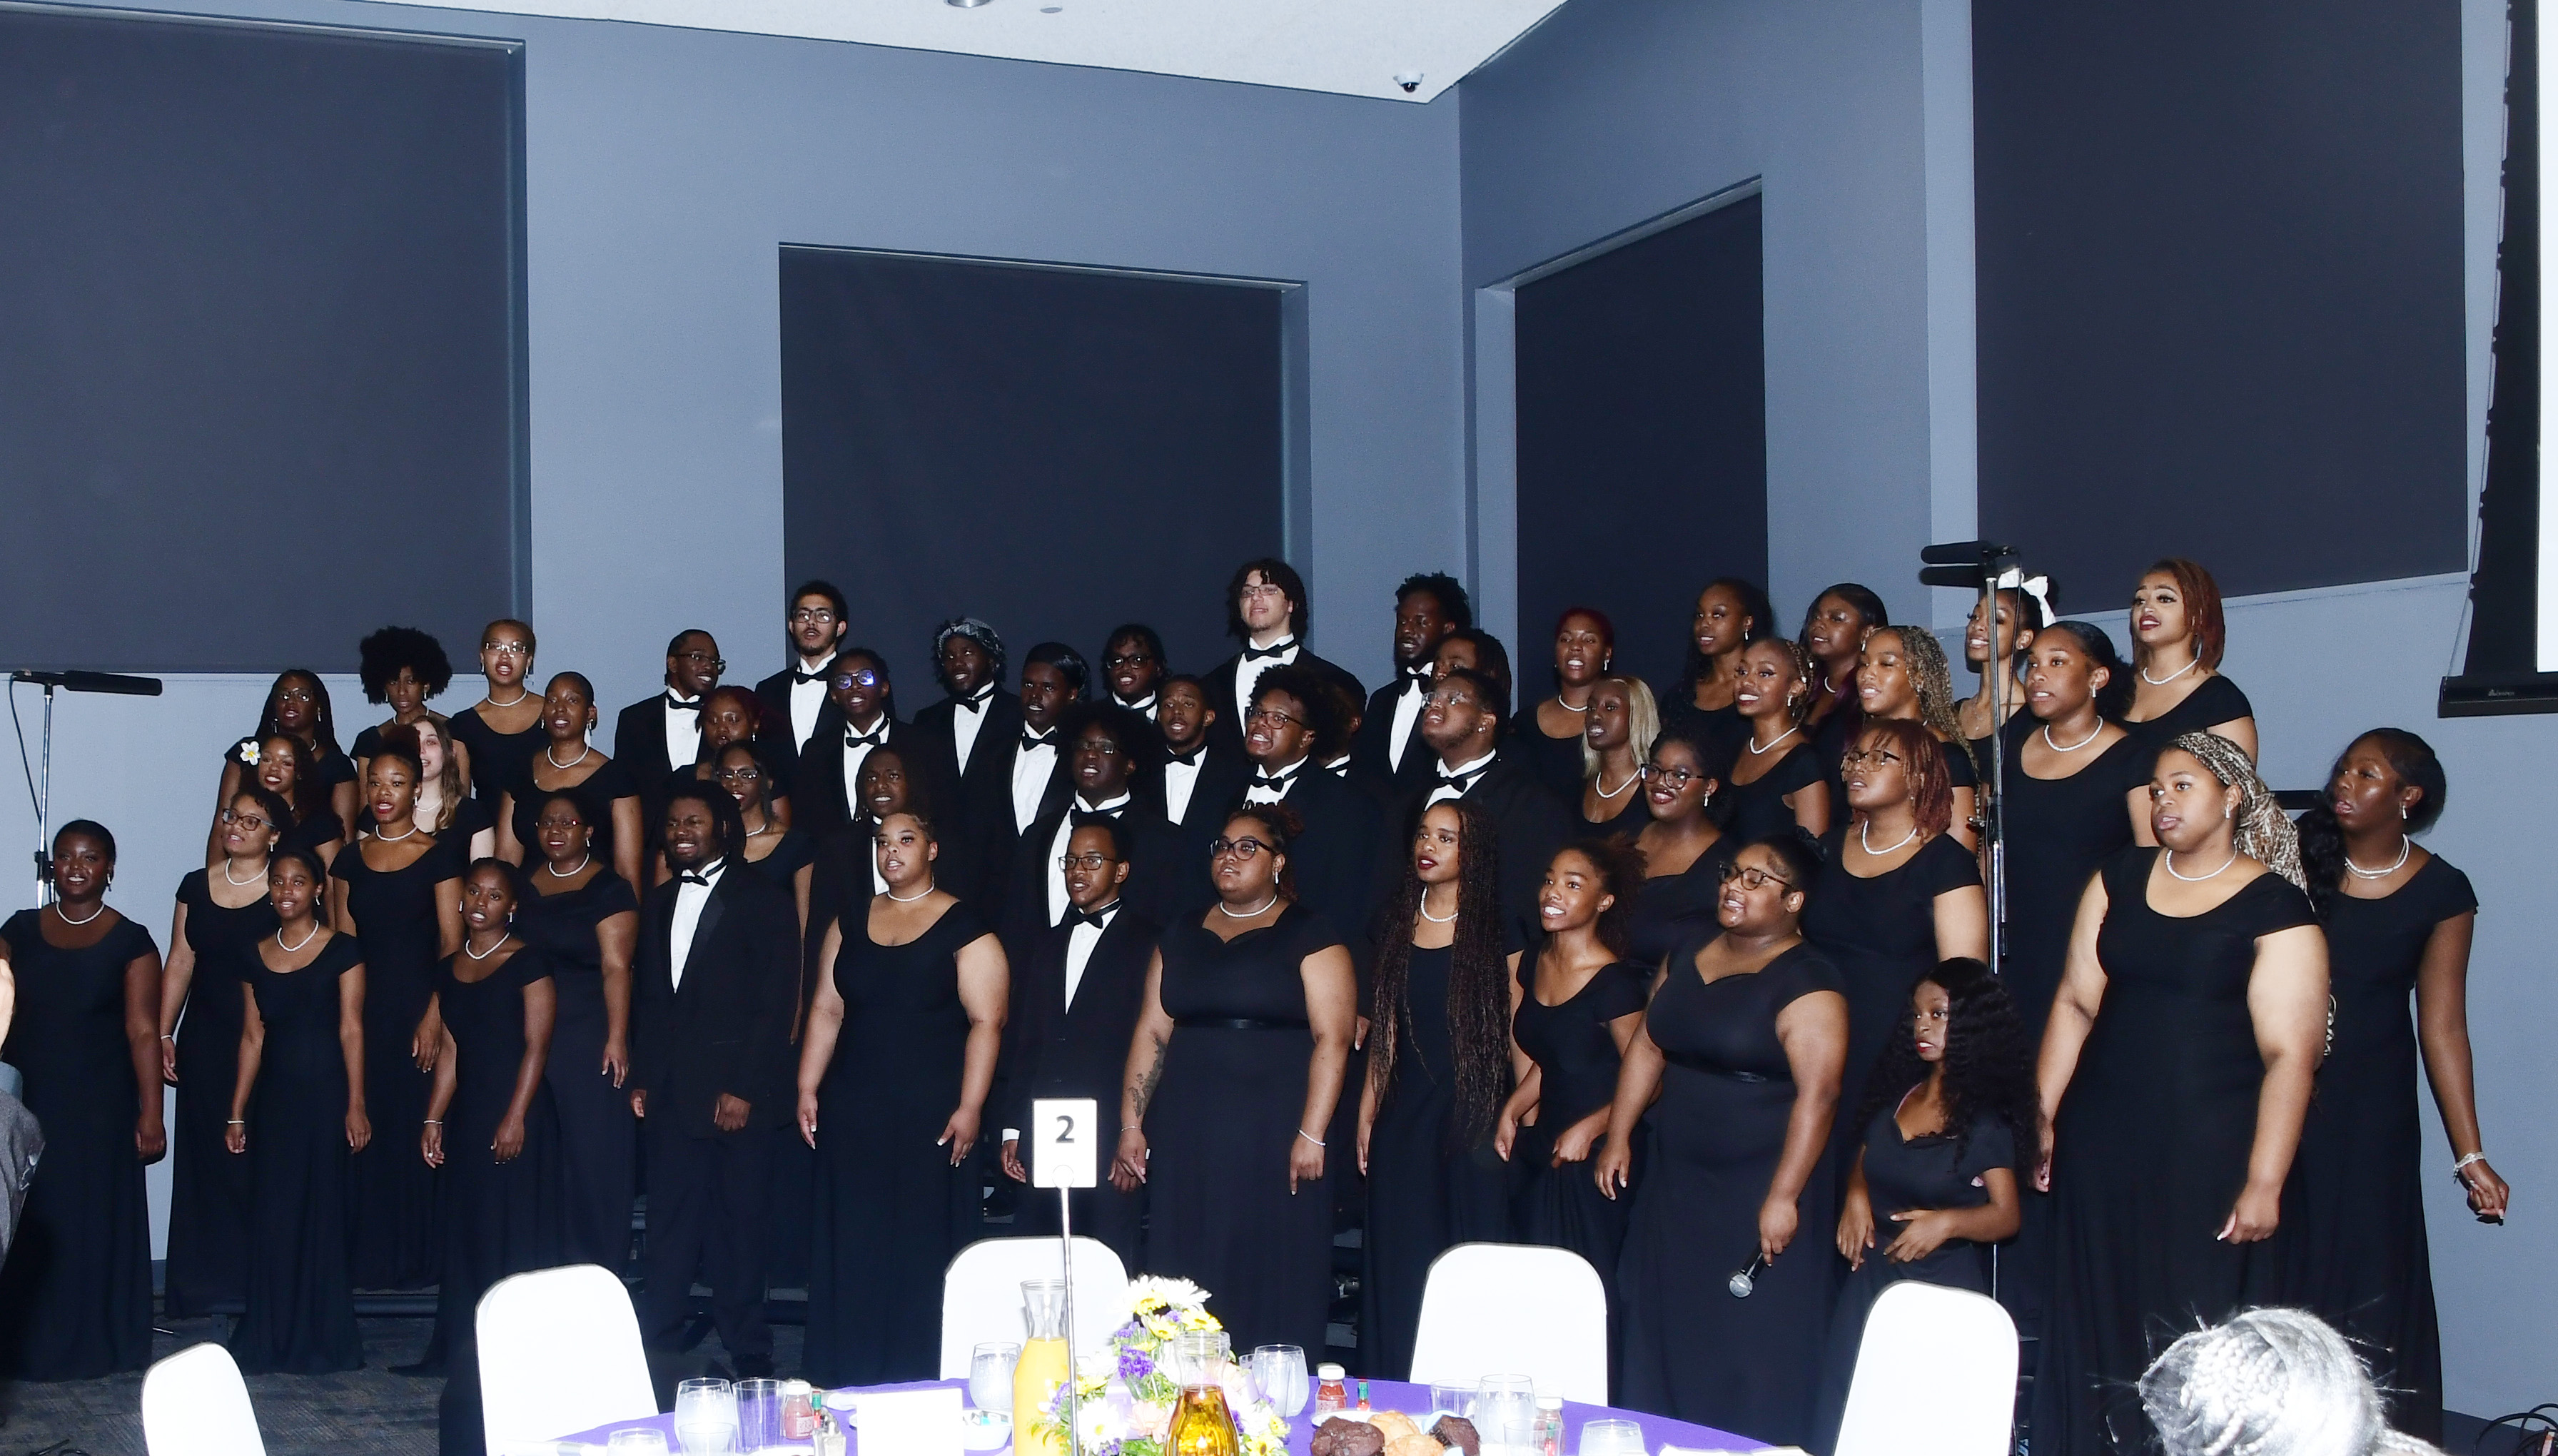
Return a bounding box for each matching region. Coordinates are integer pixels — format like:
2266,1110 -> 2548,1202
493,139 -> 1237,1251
559,1376 -> 1764,1452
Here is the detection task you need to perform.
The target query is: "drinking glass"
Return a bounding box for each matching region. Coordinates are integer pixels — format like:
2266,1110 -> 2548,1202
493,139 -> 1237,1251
736,1377 -> 783,1454
1474,1375 -> 1538,1455
971,1340 -> 1022,1413
673,1377 -> 738,1455
1248,1345 -> 1310,1415
1430,1385 -> 1473,1417
1579,1418 -> 1647,1455
609,1431 -> 670,1456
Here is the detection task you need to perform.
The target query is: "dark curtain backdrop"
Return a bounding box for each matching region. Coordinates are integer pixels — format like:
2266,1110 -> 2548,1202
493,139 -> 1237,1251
1973,0 -> 2467,614
1515,195 -> 1769,692
0,7 -> 525,672
779,248 -> 1283,694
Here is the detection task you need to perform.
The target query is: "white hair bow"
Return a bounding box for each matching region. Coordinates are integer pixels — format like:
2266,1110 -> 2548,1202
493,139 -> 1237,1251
1993,567 -> 2055,625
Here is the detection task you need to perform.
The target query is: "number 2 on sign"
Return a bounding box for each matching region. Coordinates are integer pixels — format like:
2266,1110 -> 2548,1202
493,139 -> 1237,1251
1031,1097 -> 1098,1188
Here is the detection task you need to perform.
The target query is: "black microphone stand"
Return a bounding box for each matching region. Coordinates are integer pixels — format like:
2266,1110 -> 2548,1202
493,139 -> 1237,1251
9,670 -> 163,902
1918,544 -> 2021,978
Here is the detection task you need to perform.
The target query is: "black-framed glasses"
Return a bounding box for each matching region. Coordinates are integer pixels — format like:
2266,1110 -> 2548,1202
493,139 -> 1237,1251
1839,747 -> 1904,769
218,809 -> 271,832
831,670 -> 882,691
674,651 -> 726,669
1424,689 -> 1477,709
1719,863 -> 1796,892
1071,738 -> 1123,757
713,764 -> 764,783
1642,763 -> 1703,787
1245,707 -> 1300,730
1103,653 -> 1157,670
1058,852 -> 1119,871
1209,836 -> 1273,860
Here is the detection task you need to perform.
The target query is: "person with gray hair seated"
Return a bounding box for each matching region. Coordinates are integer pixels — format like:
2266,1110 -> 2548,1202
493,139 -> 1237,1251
2141,1307 -> 2449,1456
1,956 -> 37,1270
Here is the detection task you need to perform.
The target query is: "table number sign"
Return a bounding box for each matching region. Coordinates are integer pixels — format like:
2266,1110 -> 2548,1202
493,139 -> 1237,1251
1031,1097 -> 1098,1189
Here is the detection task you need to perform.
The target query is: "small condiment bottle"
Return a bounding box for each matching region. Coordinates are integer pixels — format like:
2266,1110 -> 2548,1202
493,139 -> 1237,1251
781,1382 -> 817,1440
811,1410 -> 846,1456
1355,1380 -> 1372,1413
1314,1363 -> 1349,1415
1534,1394 -> 1564,1456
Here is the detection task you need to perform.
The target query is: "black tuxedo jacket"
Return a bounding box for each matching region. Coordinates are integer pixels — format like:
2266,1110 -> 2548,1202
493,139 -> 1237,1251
1387,754 -> 1572,947
753,659 -> 840,773
630,864 -> 801,1138
792,710 -> 929,837
1260,763 -> 1383,944
1199,647 -> 1365,757
996,905 -> 1163,1141
613,692 -> 694,833
997,798 -> 1187,956
1350,672 -> 1437,796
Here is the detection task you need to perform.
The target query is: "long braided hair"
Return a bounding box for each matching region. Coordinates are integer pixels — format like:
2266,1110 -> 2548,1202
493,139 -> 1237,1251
2165,731 -> 2304,889
2140,1308 -> 2413,1456
1367,799 -> 1510,1151
1849,957 -> 2037,1163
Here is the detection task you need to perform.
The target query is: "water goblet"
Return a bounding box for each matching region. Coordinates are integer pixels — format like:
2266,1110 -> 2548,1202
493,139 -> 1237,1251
971,1340 -> 1022,1413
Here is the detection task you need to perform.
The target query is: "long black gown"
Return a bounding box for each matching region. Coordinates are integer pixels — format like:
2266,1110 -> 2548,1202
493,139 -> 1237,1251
1622,840 -> 1739,971
512,869 -> 642,1272
163,869 -> 279,1316
1147,904 -> 1343,1356
229,933 -> 365,1374
448,706 -> 543,816
333,834 -> 464,1289
2285,855 -> 2477,1442
506,759 -> 641,874
1616,941 -> 1843,1442
743,827 -> 819,1286
1363,941 -> 1517,1378
1810,1103 -> 2015,1454
2031,849 -> 2315,1456
1721,738 -> 1824,846
1510,953 -> 1649,1303
1575,777 -> 1652,839
0,910 -> 158,1379
1802,829 -> 1980,1203
805,899 -> 995,1386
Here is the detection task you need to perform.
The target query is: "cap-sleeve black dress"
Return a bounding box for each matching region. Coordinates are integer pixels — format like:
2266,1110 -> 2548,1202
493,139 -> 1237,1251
1144,903 -> 1344,1357
514,869 -> 642,1270
163,869 -> 280,1318
2032,850 -> 2316,1456
1622,839 -> 1740,971
448,707 -> 543,815
2284,855 -> 2479,1440
1997,715 -> 2150,1040
0,910 -> 160,1378
1510,954 -> 1651,1302
2122,672 -> 2253,749
229,931 -> 365,1374
1722,737 -> 1824,846
1616,941 -> 1844,1442
507,758 -> 641,870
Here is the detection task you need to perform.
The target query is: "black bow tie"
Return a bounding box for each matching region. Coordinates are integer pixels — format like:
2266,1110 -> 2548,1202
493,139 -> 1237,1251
1400,662 -> 1433,683
1250,765 -> 1300,792
1435,766 -> 1488,793
1241,639 -> 1296,662
1071,804 -> 1125,829
791,664 -> 831,685
956,690 -> 990,714
1165,747 -> 1204,769
1022,729 -> 1056,751
1066,904 -> 1118,931
844,725 -> 886,749
677,869 -> 714,886
666,693 -> 702,713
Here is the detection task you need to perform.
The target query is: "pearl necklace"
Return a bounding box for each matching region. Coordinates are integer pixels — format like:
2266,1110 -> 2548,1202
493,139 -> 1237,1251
542,854 -> 592,879
2163,847 -> 2237,882
56,900 -> 107,926
1746,724 -> 1800,756
1218,892 -> 1281,919
2345,837 -> 2412,879
886,879 -> 937,903
2140,656 -> 2200,687
545,742 -> 592,771
1417,889 -> 1458,924
1593,767 -> 1639,800
223,856 -> 270,887
464,934 -> 507,961
374,821 -> 420,843
276,923 -> 320,954
2043,719 -> 2103,753
485,687 -> 530,709
1860,820 -> 1918,855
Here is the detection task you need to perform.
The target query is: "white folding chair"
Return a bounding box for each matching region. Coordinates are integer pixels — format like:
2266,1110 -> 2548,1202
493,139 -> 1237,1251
141,1342 -> 266,1456
939,1235 -> 1130,1378
1832,1281 -> 2018,1456
477,1263 -> 658,1454
1407,1243 -> 1609,1404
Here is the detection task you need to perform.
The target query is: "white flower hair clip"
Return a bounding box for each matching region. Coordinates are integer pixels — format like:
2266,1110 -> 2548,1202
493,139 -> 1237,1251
234,739 -> 263,767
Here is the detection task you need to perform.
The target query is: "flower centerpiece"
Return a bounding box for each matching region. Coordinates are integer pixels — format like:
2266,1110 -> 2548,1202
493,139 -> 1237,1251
1026,1275 -> 1291,1456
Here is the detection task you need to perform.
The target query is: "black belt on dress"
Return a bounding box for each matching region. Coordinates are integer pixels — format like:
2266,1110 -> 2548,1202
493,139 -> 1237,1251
1662,1051 -> 1776,1083
1174,1016 -> 1309,1031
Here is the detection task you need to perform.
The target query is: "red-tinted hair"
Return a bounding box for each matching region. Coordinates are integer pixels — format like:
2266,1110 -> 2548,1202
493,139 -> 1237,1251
2143,557 -> 2227,671
706,684 -> 764,734
1554,605 -> 1615,654
1853,717 -> 1953,840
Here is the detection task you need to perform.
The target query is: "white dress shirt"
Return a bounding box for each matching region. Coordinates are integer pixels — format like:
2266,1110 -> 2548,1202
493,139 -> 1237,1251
1425,748 -> 1500,808
1113,692 -> 1159,721
1233,636 -> 1300,729
789,653 -> 836,751
1046,792 -> 1131,926
1162,748 -> 1205,826
1386,672 -> 1430,772
663,692 -> 703,774
1001,898 -> 1121,1143
950,682 -> 996,774
1012,732 -> 1058,834
839,714 -> 890,815
668,856 -> 728,990
1245,753 -> 1310,805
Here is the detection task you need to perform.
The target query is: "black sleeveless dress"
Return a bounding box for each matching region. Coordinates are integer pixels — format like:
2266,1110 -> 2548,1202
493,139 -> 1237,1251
163,869 -> 279,1316
1510,953 -> 1650,1300
0,910 -> 159,1379
2032,850 -> 2316,1456
514,870 -> 642,1271
744,826 -> 819,1287
425,948 -> 563,1362
1722,738 -> 1824,845
2285,856 -> 2477,1442
1616,941 -> 1843,1442
448,706 -> 543,814
229,933 -> 365,1374
333,834 -> 465,1289
1146,904 -> 1344,1356
805,899 -> 996,1387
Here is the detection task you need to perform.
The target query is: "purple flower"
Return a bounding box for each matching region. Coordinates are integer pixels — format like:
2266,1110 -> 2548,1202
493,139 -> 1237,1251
1118,1348 -> 1155,1380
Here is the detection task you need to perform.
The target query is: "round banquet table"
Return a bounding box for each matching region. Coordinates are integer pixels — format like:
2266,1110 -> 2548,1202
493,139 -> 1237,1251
557,1377 -> 1766,1452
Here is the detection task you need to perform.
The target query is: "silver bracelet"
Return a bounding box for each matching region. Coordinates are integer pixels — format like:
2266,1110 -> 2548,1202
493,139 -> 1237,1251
2454,1151 -> 2487,1174
226,1119 -> 244,1126
1298,1128 -> 1325,1148
424,1120 -> 443,1126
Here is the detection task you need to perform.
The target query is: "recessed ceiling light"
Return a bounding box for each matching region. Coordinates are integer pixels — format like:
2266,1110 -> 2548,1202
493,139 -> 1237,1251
1041,4 -> 1061,10
946,0 -> 991,8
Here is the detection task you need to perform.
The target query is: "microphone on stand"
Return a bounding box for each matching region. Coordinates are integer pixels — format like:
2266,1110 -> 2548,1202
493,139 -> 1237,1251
10,669 -> 163,696
12,667 -> 168,899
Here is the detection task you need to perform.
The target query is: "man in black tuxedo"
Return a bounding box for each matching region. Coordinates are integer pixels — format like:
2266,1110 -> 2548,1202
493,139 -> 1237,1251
615,630 -> 723,836
1352,574 -> 1469,796
996,820 -> 1160,1264
1399,664 -> 1568,946
1200,558 -> 1363,758
1240,664 -> 1380,941
967,641 -> 1085,921
628,786 -> 801,1380
1141,674 -> 1249,912
754,580 -> 850,772
792,649 -> 919,836
1001,702 -> 1183,954
1098,623 -> 1168,719
909,619 -> 1021,905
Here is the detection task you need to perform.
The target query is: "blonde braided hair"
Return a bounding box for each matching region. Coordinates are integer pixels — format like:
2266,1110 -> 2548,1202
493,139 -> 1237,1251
2167,731 -> 2305,889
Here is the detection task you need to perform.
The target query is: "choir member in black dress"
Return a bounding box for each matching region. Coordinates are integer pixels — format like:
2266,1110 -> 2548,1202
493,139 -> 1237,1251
1203,558 -> 1366,759
997,821 -> 1159,1264
1116,805 -> 1358,1356
798,810 -> 1009,1384
1408,666 -> 1569,946
495,672 -> 645,890
448,619 -> 546,817
246,732 -> 347,865
723,742 -> 817,936
755,580 -> 851,769
1148,675 -> 1255,856
1101,622 -> 1169,717
512,792 -> 641,1273
2121,558 -> 2258,760
160,785 -> 288,1317
1499,840 -> 1649,1305
1353,572 -> 1469,796
614,629 -> 722,834
1520,607 -> 1614,802
1599,834 -> 1846,1440
675,686 -> 793,829
1004,703 -> 1183,947
1955,577 -> 2046,752
1358,800 -> 1519,1377
329,729 -> 463,1290
0,824 -> 163,1380
1657,577 -> 1770,761
1796,583 -> 1889,802
722,737 -> 825,1284
212,670 -> 360,856
2031,733 -> 2327,1456
1854,626 -> 1978,849
1574,677 -> 1656,838
1806,719 -> 1988,1196
629,786 -> 799,1378
1722,638 -> 1831,842
355,625 -> 461,785
1625,732 -> 1739,967
794,649 -> 917,836
225,846 -> 368,1376
1811,959 -> 2031,1454
1242,666 -> 1383,940
2285,730 -> 2507,1440
911,618 -> 1023,905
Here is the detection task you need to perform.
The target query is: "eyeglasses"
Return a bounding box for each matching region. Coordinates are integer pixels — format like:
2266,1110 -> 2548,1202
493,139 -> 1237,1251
713,764 -> 763,783
1719,863 -> 1797,892
1072,739 -> 1123,756
482,641 -> 530,656
1642,763 -> 1703,787
1424,689 -> 1478,709
1839,747 -> 1904,769
1103,653 -> 1156,670
1246,707 -> 1301,729
674,651 -> 725,669
1059,852 -> 1120,871
790,607 -> 839,623
1209,836 -> 1273,860
831,670 -> 881,690
219,809 -> 271,832
1239,582 -> 1288,601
